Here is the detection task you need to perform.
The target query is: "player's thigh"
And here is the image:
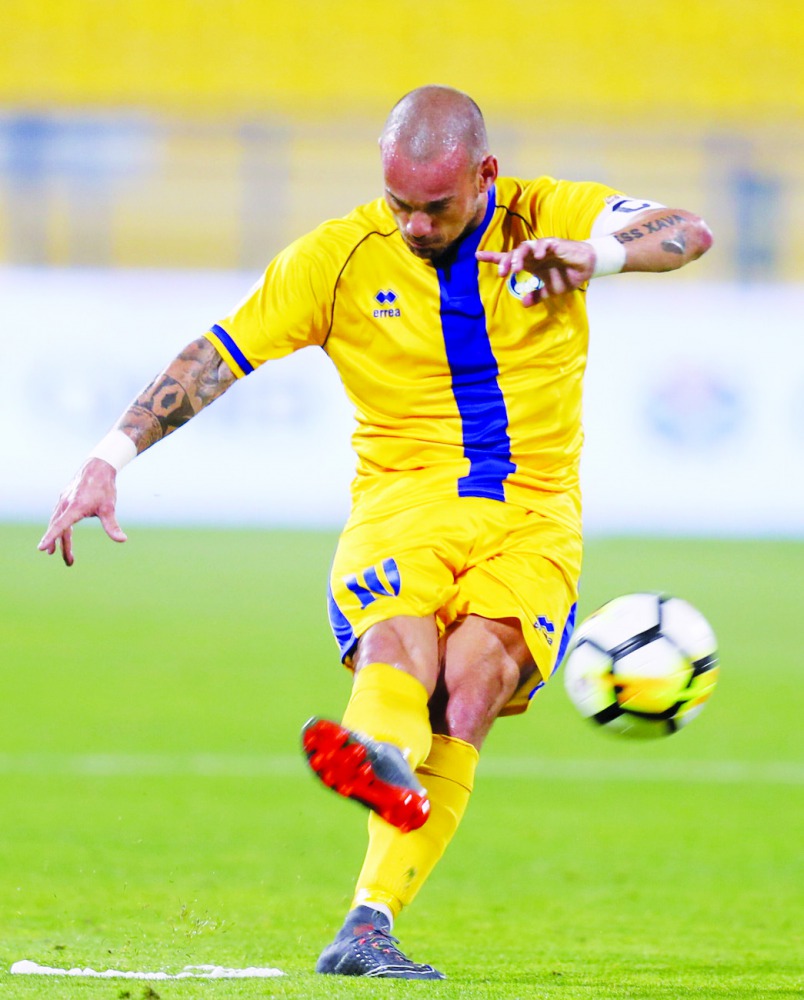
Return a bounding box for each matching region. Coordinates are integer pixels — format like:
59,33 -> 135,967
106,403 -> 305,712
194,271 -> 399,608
441,613 -> 534,709
438,507 -> 581,715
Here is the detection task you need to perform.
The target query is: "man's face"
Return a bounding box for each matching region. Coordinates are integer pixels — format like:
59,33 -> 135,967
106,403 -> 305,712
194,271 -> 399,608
382,148 -> 497,262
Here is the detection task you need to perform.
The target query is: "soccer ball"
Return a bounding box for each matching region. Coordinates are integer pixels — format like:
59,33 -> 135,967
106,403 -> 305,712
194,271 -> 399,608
563,593 -> 719,738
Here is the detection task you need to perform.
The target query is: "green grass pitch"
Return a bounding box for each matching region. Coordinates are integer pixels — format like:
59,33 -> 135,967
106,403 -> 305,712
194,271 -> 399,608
1,523 -> 802,999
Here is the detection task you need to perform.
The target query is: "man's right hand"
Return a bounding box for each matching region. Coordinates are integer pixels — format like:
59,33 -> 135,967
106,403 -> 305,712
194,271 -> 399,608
37,458 -> 127,567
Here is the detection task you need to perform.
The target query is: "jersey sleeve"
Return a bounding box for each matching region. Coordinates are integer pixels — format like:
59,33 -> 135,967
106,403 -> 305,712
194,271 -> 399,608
589,195 -> 666,236
204,226 -> 343,377
527,178 -> 625,243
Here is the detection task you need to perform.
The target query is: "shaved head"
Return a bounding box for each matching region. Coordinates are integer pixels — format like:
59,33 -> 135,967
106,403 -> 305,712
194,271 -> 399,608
380,86 -> 489,167
380,86 -> 497,261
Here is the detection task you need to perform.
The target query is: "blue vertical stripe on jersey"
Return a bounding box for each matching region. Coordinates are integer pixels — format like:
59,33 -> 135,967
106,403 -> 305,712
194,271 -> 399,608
436,187 -> 515,502
209,324 -> 255,375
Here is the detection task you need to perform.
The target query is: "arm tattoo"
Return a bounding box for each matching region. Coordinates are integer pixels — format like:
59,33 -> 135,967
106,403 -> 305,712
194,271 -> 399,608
643,214 -> 685,233
661,231 -> 687,255
614,213 -> 689,257
118,337 -> 236,452
126,375 -> 197,443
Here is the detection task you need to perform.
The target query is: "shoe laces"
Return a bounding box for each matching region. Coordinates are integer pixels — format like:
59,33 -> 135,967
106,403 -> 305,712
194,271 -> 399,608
355,925 -> 407,960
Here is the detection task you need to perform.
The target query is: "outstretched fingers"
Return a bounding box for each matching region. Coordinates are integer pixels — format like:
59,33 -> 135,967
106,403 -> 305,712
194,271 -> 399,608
477,238 -> 596,306
475,249 -> 514,277
37,458 -> 126,566
96,505 -> 128,545
57,525 -> 74,567
38,507 -> 78,566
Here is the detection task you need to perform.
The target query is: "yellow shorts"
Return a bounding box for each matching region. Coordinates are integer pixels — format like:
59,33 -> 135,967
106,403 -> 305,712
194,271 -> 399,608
327,496 -> 581,715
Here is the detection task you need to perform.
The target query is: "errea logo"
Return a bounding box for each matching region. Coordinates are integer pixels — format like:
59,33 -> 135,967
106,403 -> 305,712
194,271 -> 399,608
374,289 -> 401,318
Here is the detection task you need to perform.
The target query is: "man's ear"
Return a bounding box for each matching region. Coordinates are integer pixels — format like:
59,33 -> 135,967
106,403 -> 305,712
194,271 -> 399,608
478,155 -> 498,192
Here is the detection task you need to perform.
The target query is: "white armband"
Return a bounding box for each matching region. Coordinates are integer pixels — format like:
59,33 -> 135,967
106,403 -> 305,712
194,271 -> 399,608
88,430 -> 137,472
585,236 -> 627,278
590,196 -> 666,236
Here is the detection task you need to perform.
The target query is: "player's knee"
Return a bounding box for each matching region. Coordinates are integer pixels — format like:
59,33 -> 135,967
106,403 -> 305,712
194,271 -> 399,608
440,678 -> 513,748
465,622 -> 529,689
460,652 -> 520,707
353,615 -> 440,696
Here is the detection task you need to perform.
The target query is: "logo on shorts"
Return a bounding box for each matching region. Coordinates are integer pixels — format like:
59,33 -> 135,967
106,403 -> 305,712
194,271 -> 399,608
533,614 -> 555,645
374,289 -> 401,318
343,557 -> 401,609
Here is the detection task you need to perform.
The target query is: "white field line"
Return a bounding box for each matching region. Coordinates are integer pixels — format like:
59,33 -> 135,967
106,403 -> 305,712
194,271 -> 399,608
10,960 -> 283,979
0,753 -> 802,785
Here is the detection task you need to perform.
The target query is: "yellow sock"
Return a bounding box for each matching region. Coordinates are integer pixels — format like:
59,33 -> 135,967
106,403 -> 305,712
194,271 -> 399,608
341,662 -> 432,770
351,733 -> 479,917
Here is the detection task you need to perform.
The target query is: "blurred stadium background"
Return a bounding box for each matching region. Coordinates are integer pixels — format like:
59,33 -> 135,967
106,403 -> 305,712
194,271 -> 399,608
1,7 -> 803,992
2,0 -> 803,532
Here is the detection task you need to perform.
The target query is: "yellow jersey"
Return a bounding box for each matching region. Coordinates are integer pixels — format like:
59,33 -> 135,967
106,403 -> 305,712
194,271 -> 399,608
206,175 -> 620,529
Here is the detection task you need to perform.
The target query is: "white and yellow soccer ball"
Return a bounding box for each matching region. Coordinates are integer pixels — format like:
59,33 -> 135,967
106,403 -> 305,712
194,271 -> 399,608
563,593 -> 719,738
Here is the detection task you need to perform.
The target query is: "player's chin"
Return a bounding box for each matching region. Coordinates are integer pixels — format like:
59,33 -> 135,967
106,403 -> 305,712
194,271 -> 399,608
405,240 -> 444,260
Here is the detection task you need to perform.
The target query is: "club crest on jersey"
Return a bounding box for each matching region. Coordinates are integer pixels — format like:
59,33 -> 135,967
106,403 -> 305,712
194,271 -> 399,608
374,289 -> 401,318
507,271 -> 543,300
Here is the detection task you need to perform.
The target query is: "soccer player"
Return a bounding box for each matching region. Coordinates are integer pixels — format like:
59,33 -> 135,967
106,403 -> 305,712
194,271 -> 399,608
39,85 -> 713,980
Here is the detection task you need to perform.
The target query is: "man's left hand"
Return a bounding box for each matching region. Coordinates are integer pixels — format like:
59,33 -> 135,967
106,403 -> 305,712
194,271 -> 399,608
476,238 -> 595,306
